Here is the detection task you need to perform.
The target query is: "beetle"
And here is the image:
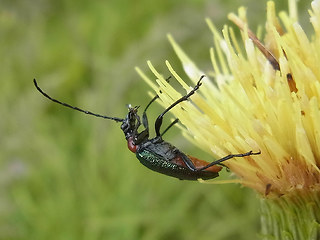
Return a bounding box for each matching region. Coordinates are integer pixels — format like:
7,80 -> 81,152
33,77 -> 260,180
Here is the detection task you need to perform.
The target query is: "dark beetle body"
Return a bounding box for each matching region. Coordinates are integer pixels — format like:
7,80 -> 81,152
135,137 -> 219,180
34,77 -> 259,181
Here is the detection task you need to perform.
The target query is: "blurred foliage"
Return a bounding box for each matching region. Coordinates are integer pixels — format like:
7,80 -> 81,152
0,0 -> 310,239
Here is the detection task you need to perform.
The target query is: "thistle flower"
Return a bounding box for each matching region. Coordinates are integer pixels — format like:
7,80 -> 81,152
136,0 -> 320,238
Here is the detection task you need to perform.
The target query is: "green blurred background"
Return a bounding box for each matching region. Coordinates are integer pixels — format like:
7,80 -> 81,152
0,0 -> 309,239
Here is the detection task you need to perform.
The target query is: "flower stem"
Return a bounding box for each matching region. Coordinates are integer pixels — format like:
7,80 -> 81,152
260,191 -> 320,240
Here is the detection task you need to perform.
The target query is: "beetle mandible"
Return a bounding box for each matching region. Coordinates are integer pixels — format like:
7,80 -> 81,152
33,77 -> 260,180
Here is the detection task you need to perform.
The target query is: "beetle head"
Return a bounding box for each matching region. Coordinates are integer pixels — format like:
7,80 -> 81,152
120,105 -> 141,139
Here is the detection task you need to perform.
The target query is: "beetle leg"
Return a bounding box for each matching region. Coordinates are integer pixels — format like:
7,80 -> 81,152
143,76 -> 172,129
155,76 -> 204,137
135,129 -> 149,145
134,114 -> 141,132
217,162 -> 230,172
161,118 -> 179,137
132,111 -> 152,145
179,153 -> 231,172
142,95 -> 159,129
196,151 -> 261,171
130,113 -> 142,142
134,95 -> 160,145
179,153 -> 198,171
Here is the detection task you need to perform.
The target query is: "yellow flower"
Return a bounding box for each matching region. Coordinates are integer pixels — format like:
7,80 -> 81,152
136,0 -> 320,199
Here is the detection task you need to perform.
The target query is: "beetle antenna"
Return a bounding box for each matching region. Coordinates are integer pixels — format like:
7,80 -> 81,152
154,76 -> 204,137
33,79 -> 124,122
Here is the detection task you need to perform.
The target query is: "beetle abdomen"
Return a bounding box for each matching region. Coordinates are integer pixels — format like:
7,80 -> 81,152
136,149 -> 219,180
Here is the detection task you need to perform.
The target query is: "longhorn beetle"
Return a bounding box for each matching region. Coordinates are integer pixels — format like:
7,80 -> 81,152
33,77 -> 260,180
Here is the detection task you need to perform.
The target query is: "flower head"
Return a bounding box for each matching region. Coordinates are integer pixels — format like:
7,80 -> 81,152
136,0 -> 320,198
